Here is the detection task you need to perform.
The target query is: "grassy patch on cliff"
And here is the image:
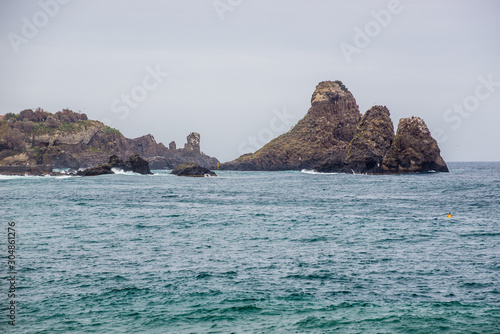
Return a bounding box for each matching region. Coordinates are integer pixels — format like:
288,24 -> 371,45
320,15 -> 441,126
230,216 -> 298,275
334,80 -> 349,93
31,121 -> 93,136
101,126 -> 122,136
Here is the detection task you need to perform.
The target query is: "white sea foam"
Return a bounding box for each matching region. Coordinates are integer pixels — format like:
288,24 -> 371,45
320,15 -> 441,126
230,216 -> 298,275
301,169 -> 338,175
111,168 -> 139,175
53,168 -> 70,173
153,170 -> 173,176
0,174 -> 26,180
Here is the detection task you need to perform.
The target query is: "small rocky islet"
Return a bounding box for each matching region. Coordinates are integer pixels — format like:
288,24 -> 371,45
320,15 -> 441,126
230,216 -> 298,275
76,154 -> 152,176
170,162 -> 217,177
0,80 -> 448,176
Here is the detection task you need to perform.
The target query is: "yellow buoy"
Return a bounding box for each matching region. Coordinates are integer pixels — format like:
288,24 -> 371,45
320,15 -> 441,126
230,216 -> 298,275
447,212 -> 452,218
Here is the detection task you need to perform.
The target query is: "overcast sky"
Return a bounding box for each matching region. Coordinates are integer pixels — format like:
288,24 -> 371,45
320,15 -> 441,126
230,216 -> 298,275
1,0 -> 499,162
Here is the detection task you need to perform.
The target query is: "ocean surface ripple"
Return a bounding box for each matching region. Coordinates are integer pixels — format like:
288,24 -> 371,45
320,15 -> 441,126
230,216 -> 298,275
1,162 -> 499,333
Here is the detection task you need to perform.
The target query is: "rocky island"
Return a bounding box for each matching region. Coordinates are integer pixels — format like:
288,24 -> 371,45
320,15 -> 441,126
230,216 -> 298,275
171,162 -> 217,177
222,81 -> 448,174
1,81 -> 448,176
0,108 -> 218,175
76,154 -> 152,176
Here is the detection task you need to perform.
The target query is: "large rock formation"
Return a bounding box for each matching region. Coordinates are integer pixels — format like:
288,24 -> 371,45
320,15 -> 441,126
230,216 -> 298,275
314,114 -> 448,174
223,81 -> 362,170
0,109 -> 219,170
223,81 -> 448,174
345,105 -> 395,173
381,116 -> 448,173
128,134 -> 168,158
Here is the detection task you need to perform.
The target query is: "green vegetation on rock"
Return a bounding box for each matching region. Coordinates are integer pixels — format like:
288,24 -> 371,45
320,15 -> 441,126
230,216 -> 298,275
334,80 -> 349,93
102,126 -> 122,136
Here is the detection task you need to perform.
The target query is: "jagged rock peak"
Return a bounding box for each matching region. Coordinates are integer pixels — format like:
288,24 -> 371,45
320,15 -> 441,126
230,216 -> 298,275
346,105 -> 395,173
382,116 -> 448,173
222,80 -> 361,171
400,116 -> 431,135
311,80 -> 352,105
184,132 -> 201,153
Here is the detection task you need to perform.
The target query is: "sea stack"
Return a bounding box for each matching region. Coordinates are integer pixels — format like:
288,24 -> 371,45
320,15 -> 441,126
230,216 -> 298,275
184,132 -> 201,154
222,81 -> 362,170
345,105 -> 395,173
381,116 -> 449,173
223,80 -> 448,174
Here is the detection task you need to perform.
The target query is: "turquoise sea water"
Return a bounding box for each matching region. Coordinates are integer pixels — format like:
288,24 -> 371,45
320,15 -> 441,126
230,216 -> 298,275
1,162 -> 499,333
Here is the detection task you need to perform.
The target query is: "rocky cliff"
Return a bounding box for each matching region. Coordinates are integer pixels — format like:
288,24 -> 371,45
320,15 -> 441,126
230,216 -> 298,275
147,132 -> 219,170
223,81 -> 448,174
345,105 -> 395,173
381,116 -> 448,173
0,109 -> 218,170
315,110 -> 448,174
222,81 -> 362,170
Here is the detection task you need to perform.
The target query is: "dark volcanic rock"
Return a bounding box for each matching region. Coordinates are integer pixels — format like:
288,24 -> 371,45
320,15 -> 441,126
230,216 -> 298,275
76,164 -> 113,176
312,156 -> 350,173
77,154 -> 152,176
127,154 -> 153,174
382,116 -> 449,173
223,81 -> 362,170
314,105 -> 395,174
128,134 -> 168,157
345,105 -> 395,173
171,162 -> 217,177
